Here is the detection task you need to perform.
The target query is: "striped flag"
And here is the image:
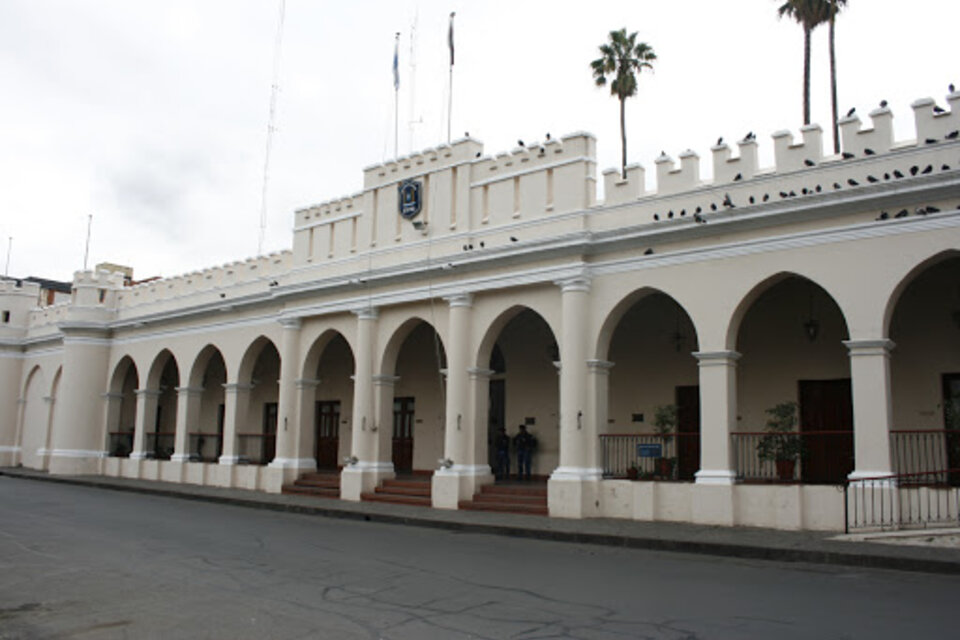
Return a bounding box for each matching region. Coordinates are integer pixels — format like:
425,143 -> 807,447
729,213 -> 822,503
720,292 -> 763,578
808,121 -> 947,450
393,32 -> 400,90
448,12 -> 455,67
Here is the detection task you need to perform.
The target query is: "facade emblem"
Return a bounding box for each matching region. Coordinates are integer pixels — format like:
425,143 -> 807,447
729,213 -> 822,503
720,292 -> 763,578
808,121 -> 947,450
398,179 -> 423,220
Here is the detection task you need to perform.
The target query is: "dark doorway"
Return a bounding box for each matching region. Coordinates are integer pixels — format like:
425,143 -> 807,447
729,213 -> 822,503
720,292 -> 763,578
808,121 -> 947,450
942,373 -> 960,477
315,400 -> 341,470
675,385 -> 700,480
262,402 -> 278,464
393,396 -> 415,473
488,379 -> 506,469
215,403 -> 225,460
799,379 -> 853,484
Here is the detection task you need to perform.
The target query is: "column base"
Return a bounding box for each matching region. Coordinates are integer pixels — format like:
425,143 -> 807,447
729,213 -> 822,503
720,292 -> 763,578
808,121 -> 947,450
340,461 -> 395,501
47,449 -> 105,475
694,469 -> 738,486
691,482 -> 735,526
548,467 -> 603,519
0,445 -> 20,467
431,464 -> 495,509
263,458 -> 318,493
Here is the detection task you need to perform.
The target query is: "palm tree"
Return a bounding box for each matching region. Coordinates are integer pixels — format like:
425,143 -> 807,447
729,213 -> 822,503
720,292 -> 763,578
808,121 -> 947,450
591,29 -> 656,179
827,1 -> 848,154
777,0 -> 831,126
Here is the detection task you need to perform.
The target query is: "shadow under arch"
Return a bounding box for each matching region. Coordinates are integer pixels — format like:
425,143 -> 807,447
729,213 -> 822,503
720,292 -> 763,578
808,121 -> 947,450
109,356 -> 139,394
595,287 -> 700,362
237,336 -> 280,384
725,271 -> 850,351
882,249 -> 960,338
188,344 -> 228,389
476,305 -> 559,372
379,317 -> 446,376
145,348 -> 180,390
302,329 -> 356,380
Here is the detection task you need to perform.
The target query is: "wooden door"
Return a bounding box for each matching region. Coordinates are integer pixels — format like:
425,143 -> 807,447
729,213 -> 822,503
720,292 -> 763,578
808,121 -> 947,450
675,385 -> 700,481
392,397 -> 415,474
799,379 -> 853,484
315,400 -> 341,470
262,402 -> 278,464
487,379 -> 506,469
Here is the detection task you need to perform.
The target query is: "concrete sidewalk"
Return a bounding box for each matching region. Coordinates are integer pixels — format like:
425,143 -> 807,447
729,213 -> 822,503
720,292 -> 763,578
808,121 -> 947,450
4,466 -> 960,575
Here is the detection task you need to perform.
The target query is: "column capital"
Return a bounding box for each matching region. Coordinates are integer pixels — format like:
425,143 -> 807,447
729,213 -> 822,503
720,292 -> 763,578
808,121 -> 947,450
467,367 -> 495,380
843,339 -> 896,356
134,388 -> 162,398
555,276 -> 592,293
586,359 -> 615,374
372,374 -> 400,387
102,392 -> 125,400
278,316 -> 303,330
693,350 -> 741,366
444,292 -> 473,308
353,306 -> 379,320
222,382 -> 254,393
295,377 -> 322,389
175,386 -> 205,397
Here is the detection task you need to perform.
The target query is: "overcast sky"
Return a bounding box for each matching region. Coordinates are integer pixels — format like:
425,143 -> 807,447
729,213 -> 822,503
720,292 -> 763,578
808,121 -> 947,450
1,0 -> 957,282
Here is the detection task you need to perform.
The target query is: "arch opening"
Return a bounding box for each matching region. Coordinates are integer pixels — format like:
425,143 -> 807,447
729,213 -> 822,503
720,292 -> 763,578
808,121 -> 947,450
309,332 -> 356,471
106,356 -> 139,458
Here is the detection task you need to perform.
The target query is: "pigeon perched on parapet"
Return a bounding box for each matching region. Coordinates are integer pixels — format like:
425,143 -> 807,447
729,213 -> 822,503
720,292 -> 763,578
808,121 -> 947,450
876,211 -> 889,220
848,178 -> 859,186
801,187 -> 809,195
749,196 -> 755,204
846,107 -> 856,117
680,209 -> 686,217
779,191 -> 788,199
893,169 -> 905,178
880,100 -> 888,107
864,148 -> 876,155
815,185 -> 822,192
934,105 -> 946,114
545,133 -> 551,140
762,194 -> 770,202
717,137 -> 723,146
653,214 -> 660,221
710,203 -> 717,211
804,159 -> 816,167
668,210 -> 674,219
867,175 -> 879,183
884,173 -> 891,180
744,131 -> 755,141
925,139 -> 938,145
834,183 -> 843,190
946,130 -> 959,139
922,165 -> 933,174
916,207 -> 929,216
910,165 -> 920,175
693,212 -> 706,224
734,173 -> 742,181
695,206 -> 702,214
510,236 -> 518,242
644,248 -> 654,255
842,152 -> 855,159
722,193 -> 734,208
926,206 -> 941,213
894,209 -> 909,218
951,83 -> 956,93
943,164 -> 951,171
475,152 -> 481,157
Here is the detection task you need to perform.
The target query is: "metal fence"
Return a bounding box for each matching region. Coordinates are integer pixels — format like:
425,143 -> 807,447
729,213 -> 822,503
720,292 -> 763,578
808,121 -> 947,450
890,430 -> 960,481
107,431 -> 134,458
236,433 -> 276,465
188,432 -> 223,462
845,470 -> 960,532
731,430 -> 853,484
145,432 -> 175,460
599,433 -> 699,480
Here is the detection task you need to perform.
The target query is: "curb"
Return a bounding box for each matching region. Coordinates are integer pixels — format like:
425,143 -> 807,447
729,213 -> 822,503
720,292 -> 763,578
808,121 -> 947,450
4,468 -> 960,576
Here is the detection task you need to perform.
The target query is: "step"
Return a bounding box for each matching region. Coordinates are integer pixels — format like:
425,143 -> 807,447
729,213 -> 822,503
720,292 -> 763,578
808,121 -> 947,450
374,484 -> 431,497
381,478 -> 432,490
479,484 -> 547,497
471,493 -> 547,505
293,476 -> 341,488
361,492 -> 432,507
458,500 -> 548,515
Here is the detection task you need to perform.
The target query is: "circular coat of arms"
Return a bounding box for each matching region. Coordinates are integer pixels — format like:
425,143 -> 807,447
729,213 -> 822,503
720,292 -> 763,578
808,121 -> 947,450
398,179 -> 423,220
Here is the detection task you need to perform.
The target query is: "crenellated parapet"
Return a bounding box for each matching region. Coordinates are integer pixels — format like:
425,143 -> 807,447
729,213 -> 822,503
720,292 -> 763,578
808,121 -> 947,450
772,124 -> 824,173
655,150 -> 701,195
711,138 -> 759,184
0,279 -> 42,336
839,106 -> 894,156
912,91 -> 960,142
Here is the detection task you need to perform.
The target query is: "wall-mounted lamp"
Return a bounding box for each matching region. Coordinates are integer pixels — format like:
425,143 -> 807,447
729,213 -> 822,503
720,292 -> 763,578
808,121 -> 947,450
343,455 -> 358,466
437,457 -> 454,469
804,285 -> 820,342
412,220 -> 428,235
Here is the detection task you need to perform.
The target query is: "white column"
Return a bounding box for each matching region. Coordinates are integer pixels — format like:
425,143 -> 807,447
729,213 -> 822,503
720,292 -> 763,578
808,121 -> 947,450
467,367 -> 496,475
845,339 -> 895,479
693,350 -> 740,485
102,391 -> 124,456
218,383 -> 251,465
270,317 -> 313,473
342,307 -> 389,500
130,389 -> 161,461
586,360 -> 614,472
171,386 -> 203,462
433,293 -> 491,508
548,276 -> 601,518
294,377 -> 322,466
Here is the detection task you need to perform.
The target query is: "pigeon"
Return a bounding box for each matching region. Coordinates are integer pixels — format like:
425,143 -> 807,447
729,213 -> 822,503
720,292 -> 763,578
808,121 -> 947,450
846,107 -> 856,117
749,196 -> 755,204
893,169 -> 904,178
744,131 -> 755,141
780,191 -> 789,198
545,133 -> 551,140
884,173 -> 891,180
894,209 -> 909,218
934,105 -> 946,114
916,207 -> 929,216
926,138 -> 938,144
804,159 -> 816,167
880,100 -> 888,108
762,194 -> 770,202
695,206 -> 702,214
922,165 -> 933,174
710,203 -> 718,211
789,190 -> 797,197
644,248 -> 654,255
668,210 -> 674,218
680,209 -> 686,217
717,136 -> 724,146
509,236 -> 518,242
842,152 -> 855,159
876,211 -> 889,220
943,164 -> 951,171
834,182 -> 843,190
801,187 -> 809,195
518,139 -> 524,147
653,214 -> 660,221
722,193 -> 734,208
910,166 -> 919,176
926,206 -> 941,213
734,173 -> 742,181
479,241 -> 485,248
462,245 -> 468,251
848,178 -> 859,186
951,83 -> 956,93
475,152 -> 482,158
468,244 -> 473,250
693,212 -> 706,224
815,185 -> 822,193
864,148 -> 876,155
946,130 -> 959,139
867,175 -> 879,183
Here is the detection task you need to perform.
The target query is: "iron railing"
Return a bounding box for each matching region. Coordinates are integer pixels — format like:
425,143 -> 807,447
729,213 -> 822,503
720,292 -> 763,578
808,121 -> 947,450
107,431 -> 134,458
890,430 -> 960,482
845,469 -> 960,532
731,430 -> 854,484
188,432 -> 223,462
236,433 -> 276,465
599,433 -> 700,480
145,432 -> 175,460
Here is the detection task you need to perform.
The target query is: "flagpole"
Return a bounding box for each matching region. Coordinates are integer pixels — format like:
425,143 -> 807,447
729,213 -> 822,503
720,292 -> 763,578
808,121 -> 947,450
394,32 -> 400,158
4,236 -> 11,278
83,214 -> 93,271
447,12 -> 455,144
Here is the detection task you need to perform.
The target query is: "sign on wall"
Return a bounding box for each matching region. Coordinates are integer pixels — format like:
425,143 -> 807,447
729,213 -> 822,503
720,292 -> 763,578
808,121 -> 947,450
398,179 -> 423,220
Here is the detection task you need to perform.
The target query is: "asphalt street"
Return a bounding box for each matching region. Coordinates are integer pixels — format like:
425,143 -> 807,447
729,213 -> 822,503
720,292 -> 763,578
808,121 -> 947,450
1,476 -> 957,640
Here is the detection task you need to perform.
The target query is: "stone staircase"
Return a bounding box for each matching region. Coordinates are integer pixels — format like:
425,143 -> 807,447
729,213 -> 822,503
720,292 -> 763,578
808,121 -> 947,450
360,475 -> 433,507
459,481 -> 548,516
281,471 -> 341,499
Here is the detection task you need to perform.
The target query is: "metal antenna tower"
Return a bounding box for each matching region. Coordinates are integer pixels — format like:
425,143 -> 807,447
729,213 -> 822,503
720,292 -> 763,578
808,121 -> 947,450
257,0 -> 286,256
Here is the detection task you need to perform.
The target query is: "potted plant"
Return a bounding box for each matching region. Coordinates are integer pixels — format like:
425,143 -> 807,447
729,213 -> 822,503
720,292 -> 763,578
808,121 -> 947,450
756,401 -> 804,481
626,465 -> 639,480
653,404 -> 678,479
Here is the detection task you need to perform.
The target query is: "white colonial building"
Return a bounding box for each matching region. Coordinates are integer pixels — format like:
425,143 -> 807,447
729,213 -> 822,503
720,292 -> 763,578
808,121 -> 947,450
2,92 -> 959,531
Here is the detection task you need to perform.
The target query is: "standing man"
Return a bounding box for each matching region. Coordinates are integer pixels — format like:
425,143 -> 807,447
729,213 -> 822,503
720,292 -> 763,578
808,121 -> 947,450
514,424 -> 536,481
494,426 -> 511,480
